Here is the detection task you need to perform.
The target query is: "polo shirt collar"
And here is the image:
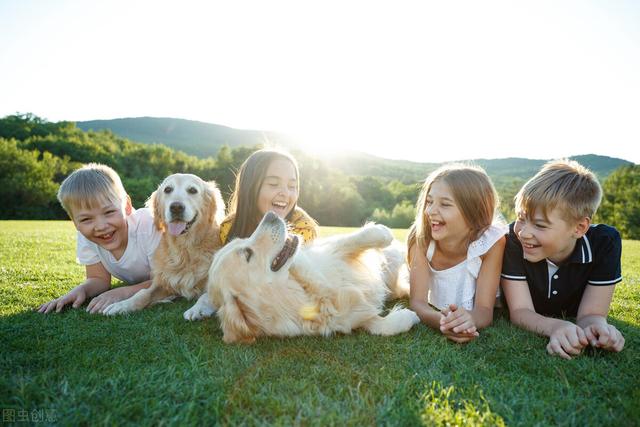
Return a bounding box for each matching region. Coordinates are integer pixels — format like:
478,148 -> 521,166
568,234 -> 593,264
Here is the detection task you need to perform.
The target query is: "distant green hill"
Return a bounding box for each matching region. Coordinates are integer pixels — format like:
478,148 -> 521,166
322,152 -> 632,184
76,117 -> 633,183
77,117 -> 298,158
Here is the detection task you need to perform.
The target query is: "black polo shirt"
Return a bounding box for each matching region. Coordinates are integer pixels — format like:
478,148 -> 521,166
501,222 -> 622,317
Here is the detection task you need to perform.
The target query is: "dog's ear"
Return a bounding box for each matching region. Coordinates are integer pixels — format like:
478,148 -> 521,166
219,291 -> 256,344
204,180 -> 226,227
146,189 -> 165,232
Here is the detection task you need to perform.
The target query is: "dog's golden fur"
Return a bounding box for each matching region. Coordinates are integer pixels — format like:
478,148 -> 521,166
208,211 -> 420,343
104,173 -> 224,316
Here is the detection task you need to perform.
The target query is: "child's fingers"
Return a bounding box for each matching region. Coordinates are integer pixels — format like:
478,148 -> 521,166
86,298 -> 97,313
584,326 -> 599,347
88,298 -> 106,314
446,333 -> 476,344
597,326 -> 613,348
559,335 -> 582,356
547,339 -> 572,360
611,331 -> 625,352
37,301 -> 52,313
452,319 -> 475,334
440,310 -> 461,326
72,294 -> 86,308
55,296 -> 72,313
575,326 -> 589,346
440,313 -> 469,331
566,328 -> 586,351
43,301 -> 58,314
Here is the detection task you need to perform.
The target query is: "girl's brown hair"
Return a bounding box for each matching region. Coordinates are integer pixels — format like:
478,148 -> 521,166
407,164 -> 500,263
226,148 -> 300,240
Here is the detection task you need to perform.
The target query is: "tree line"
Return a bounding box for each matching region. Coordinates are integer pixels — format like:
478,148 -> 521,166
1,114 -> 638,239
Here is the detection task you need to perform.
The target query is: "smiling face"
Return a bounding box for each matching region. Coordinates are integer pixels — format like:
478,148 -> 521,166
72,199 -> 129,258
514,207 -> 580,264
424,180 -> 470,243
257,158 -> 298,220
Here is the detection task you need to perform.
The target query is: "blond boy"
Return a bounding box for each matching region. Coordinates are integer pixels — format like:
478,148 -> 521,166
501,160 -> 624,359
38,163 -> 160,314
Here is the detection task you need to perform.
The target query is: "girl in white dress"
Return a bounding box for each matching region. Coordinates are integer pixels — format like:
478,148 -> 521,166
407,164 -> 507,343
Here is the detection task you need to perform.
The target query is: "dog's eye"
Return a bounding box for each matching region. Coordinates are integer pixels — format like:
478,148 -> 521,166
244,248 -> 253,262
164,186 -> 173,194
187,187 -> 198,195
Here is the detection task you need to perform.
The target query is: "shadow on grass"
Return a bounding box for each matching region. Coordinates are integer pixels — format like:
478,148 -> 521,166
1,300 -> 639,426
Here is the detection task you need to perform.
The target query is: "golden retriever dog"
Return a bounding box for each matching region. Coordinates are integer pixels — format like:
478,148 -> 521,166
103,173 -> 224,317
208,211 -> 420,344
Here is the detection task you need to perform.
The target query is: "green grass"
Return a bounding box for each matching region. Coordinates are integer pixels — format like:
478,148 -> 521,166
1,221 -> 639,426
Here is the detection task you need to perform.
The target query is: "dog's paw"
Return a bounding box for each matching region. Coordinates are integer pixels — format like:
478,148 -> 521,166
183,303 -> 215,321
398,308 -> 421,330
102,300 -> 133,316
362,223 -> 394,247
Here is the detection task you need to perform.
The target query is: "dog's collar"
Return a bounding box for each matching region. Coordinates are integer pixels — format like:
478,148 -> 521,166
181,213 -> 198,234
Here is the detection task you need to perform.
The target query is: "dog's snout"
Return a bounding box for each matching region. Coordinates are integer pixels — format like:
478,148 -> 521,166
264,211 -> 278,223
170,202 -> 185,215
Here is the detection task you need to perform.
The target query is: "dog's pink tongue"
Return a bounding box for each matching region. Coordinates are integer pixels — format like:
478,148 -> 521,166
168,221 -> 186,236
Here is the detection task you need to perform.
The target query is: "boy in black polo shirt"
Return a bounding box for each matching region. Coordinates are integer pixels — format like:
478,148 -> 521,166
501,159 -> 624,359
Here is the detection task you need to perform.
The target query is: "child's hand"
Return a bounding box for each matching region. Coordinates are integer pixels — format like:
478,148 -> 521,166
38,287 -> 87,314
87,286 -> 135,314
440,304 -> 477,334
583,323 -> 625,352
547,322 -> 589,360
442,328 -> 480,343
439,304 -> 479,343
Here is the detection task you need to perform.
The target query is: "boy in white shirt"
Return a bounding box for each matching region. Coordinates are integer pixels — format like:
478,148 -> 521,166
38,163 -> 161,314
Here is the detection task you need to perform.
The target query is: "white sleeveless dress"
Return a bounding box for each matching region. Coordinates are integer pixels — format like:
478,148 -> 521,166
426,224 -> 507,311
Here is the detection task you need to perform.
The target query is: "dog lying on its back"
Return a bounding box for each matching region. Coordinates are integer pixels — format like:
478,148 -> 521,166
207,211 -> 420,344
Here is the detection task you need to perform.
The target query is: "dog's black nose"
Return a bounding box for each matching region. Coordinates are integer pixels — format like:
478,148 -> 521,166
264,211 -> 278,223
170,202 -> 185,215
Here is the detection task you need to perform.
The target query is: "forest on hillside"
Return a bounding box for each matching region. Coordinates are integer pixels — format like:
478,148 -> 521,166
2,114 -> 638,238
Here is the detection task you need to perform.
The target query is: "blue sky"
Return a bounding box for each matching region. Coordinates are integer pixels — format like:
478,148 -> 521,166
1,0 -> 639,163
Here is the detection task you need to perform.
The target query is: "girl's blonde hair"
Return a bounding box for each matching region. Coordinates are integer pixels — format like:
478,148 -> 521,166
226,148 -> 300,240
514,159 -> 602,223
57,163 -> 128,219
407,164 -> 499,262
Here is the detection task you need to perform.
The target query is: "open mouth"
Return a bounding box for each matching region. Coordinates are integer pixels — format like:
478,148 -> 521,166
521,242 -> 540,250
270,234 -> 299,272
167,213 -> 198,236
97,231 -> 115,242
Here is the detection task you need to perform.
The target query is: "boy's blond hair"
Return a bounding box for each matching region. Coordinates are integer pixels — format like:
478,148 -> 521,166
407,163 -> 500,262
57,163 -> 128,219
515,159 -> 602,223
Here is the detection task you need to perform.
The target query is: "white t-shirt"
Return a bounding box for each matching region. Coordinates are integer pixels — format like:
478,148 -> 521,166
76,207 -> 161,284
426,223 -> 508,310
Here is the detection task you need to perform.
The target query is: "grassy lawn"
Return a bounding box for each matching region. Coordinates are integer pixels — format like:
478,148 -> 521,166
1,221 -> 639,426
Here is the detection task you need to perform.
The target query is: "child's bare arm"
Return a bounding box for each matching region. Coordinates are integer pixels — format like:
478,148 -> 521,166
465,236 -> 506,330
577,285 -> 625,352
408,244 -> 442,329
502,278 -> 588,359
38,263 -> 111,313
86,279 -> 153,314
